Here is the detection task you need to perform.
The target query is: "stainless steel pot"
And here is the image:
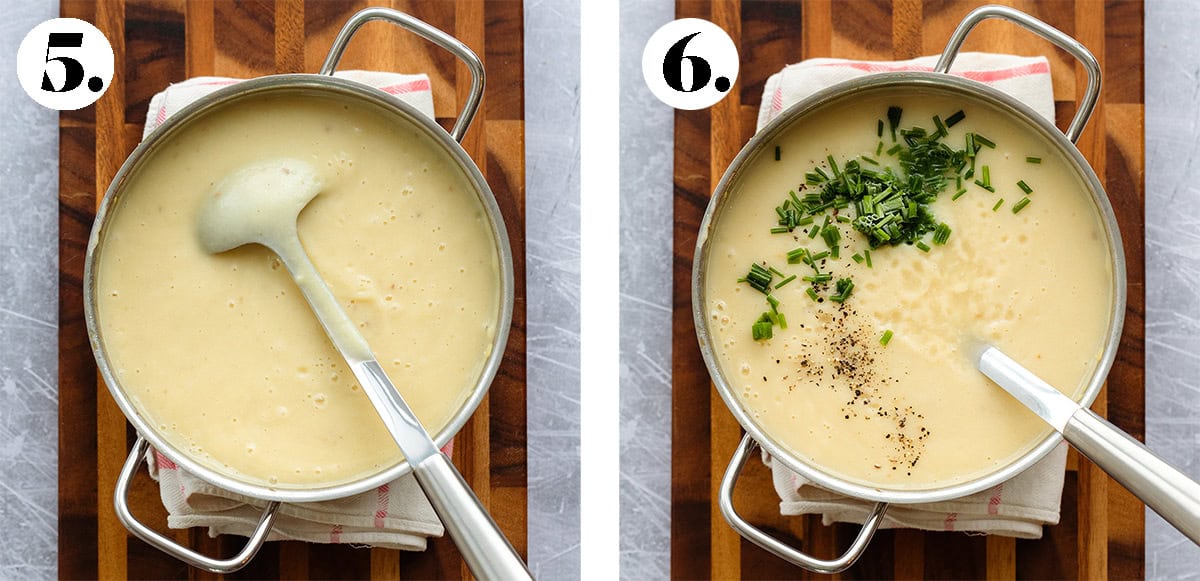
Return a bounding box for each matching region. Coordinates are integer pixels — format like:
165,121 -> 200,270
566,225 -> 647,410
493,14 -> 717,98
693,6 -> 1123,572
83,8 -> 515,573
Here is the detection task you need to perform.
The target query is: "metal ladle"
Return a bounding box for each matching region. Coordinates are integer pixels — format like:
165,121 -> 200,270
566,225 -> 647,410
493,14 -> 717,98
197,158 -> 531,579
978,346 -> 1200,545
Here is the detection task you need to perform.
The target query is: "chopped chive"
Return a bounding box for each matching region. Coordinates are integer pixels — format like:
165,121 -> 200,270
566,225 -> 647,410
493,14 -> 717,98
802,272 -> 833,283
974,133 -> 996,148
810,250 -> 830,262
852,253 -> 865,264
806,287 -> 820,302
876,141 -> 884,156
952,188 -> 968,201
864,249 -> 872,268
932,222 -> 952,245
768,266 -> 786,277
767,294 -> 780,311
826,155 -> 841,178
981,165 -> 991,187
1012,197 -> 1032,214
774,146 -> 781,161
1026,156 -> 1042,164
916,241 -> 931,252
887,106 -> 902,141
808,225 -> 821,239
769,226 -> 790,234
821,224 -> 841,258
777,312 -> 788,329
945,110 -> 965,127
886,143 -> 903,156
786,247 -> 808,264
880,329 -> 894,346
797,215 -> 814,226
861,156 -> 879,166
1017,180 -> 1033,194
975,180 -> 996,193
752,320 -> 774,341
992,198 -> 1005,211
829,278 -> 854,303
877,119 -> 884,137
775,274 -> 797,289
932,115 -> 948,138
742,263 -> 774,294
836,215 -> 851,223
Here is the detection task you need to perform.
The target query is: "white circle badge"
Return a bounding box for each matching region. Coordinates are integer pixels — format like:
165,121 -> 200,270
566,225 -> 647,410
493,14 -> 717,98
16,18 -> 115,111
642,18 -> 739,111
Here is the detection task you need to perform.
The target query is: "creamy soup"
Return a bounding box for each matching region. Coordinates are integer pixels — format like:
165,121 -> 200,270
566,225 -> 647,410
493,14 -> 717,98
704,88 -> 1113,490
95,92 -> 501,489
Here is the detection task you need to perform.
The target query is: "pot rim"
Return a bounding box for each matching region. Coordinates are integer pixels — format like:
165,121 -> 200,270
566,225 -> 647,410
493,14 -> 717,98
693,72 -> 1127,504
84,73 -> 515,503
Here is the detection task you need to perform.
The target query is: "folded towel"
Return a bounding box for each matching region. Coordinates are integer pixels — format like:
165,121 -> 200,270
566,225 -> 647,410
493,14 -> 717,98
758,53 -> 1067,539
140,71 -> 444,550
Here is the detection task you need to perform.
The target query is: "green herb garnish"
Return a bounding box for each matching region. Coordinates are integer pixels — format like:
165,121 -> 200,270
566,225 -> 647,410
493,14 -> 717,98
1012,197 -> 1031,214
774,146 -> 781,161
1026,156 -> 1042,164
775,274 -> 797,289
741,263 -> 773,294
945,110 -> 965,127
992,198 -> 1004,212
1017,180 -> 1032,194
829,278 -> 855,303
880,329 -> 894,346
887,106 -> 902,141
752,320 -> 774,341
932,222 -> 951,245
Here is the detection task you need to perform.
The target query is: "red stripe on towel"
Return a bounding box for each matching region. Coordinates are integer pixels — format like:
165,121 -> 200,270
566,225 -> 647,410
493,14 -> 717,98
155,450 -> 177,470
379,78 -> 431,95
944,512 -> 958,531
330,524 -> 343,543
375,483 -> 390,527
988,483 -> 1004,515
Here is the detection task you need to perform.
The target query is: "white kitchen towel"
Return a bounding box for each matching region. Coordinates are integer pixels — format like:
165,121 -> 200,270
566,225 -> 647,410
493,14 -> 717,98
140,72 -> 444,550
760,53 -> 1068,539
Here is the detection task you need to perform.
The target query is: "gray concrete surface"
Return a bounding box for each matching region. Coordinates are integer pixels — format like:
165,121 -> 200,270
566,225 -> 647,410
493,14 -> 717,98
0,1 -> 61,578
525,0 -> 582,578
1144,2 -> 1200,577
619,1 -> 674,579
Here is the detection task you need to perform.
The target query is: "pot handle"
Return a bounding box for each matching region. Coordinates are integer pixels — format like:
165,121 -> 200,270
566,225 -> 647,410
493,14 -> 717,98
319,7 -> 485,143
114,436 -> 282,574
934,5 -> 1100,144
718,434 -> 889,574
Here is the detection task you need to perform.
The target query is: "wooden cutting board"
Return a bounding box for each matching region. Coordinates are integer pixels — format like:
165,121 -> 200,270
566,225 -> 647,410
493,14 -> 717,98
57,1 -> 525,579
671,1 -> 1145,579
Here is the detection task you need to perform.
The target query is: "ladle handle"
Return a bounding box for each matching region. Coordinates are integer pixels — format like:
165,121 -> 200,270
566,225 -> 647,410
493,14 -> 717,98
935,4 -> 1101,143
1064,410 -> 1200,545
115,437 -> 282,574
410,451 -> 532,580
273,242 -> 530,579
719,435 -> 889,574
320,7 -> 485,143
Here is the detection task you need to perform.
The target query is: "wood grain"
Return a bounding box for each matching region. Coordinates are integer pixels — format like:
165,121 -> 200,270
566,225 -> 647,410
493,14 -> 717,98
57,1 -> 526,578
670,1 -> 1146,578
